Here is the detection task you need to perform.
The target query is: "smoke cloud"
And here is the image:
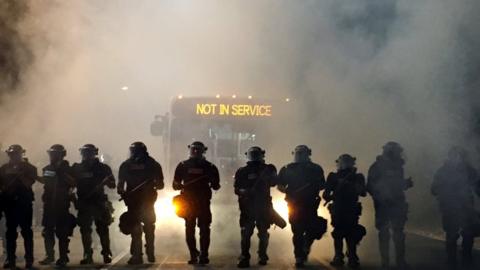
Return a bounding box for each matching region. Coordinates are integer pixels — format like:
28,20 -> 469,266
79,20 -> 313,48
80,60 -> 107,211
1,0 -> 480,255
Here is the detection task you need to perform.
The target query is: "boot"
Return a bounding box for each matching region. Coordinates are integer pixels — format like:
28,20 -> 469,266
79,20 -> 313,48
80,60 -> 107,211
102,253 -> 113,264
199,225 -> 210,265
127,256 -> 143,265
188,250 -> 199,265
80,254 -> 93,265
240,227 -> 252,265
21,228 -> 34,269
257,230 -> 269,266
186,223 -> 198,264
330,256 -> 344,267
144,224 -> 156,263
330,238 -> 345,266
97,225 -> 112,262
3,259 -> 15,270
55,257 -> 68,268
237,257 -> 250,268
41,229 -> 55,266
58,237 -> 70,267
198,257 -> 210,265
461,234 -> 474,268
378,229 -> 390,268
347,239 -> 360,269
39,256 -> 55,265
295,257 -> 305,268
25,262 -> 34,270
393,230 -> 408,269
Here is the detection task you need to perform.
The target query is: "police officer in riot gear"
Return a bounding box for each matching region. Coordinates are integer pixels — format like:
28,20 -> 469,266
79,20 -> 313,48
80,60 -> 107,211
0,145 -> 38,269
72,144 -> 116,265
234,146 -> 277,268
277,145 -> 325,268
367,142 -> 413,269
38,144 -> 76,267
118,142 -> 164,265
173,141 -> 220,265
431,146 -> 480,269
323,154 -> 366,268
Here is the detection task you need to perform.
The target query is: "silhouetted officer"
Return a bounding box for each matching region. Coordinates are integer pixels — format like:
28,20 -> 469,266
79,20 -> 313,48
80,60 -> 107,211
432,146 -> 480,269
278,145 -> 325,268
323,154 -> 366,268
367,142 -> 413,269
72,144 -> 116,265
173,141 -> 220,265
0,145 -> 38,270
118,142 -> 164,265
38,144 -> 76,267
234,146 -> 277,268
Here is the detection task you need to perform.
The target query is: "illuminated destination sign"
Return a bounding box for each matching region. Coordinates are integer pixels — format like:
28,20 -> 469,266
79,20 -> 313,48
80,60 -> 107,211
195,103 -> 272,117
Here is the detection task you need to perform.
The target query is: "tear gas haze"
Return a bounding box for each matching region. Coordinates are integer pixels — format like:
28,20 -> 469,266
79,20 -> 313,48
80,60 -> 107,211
1,0 -> 480,261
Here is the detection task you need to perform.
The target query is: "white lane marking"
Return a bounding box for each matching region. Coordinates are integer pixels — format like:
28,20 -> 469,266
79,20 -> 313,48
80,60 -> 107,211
99,249 -> 129,269
157,254 -> 170,269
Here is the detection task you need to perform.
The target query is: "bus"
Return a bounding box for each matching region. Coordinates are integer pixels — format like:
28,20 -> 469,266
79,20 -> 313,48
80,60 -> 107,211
151,95 -> 293,182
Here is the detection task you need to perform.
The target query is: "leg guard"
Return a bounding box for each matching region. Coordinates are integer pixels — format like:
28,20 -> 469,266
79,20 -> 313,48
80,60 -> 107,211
378,227 -> 390,267
257,225 -> 270,261
143,223 -> 155,258
20,227 -> 34,264
199,224 -> 211,260
80,226 -> 93,256
185,219 -> 198,257
240,223 -> 254,260
42,227 -> 55,259
96,224 -> 112,256
392,228 -> 406,266
130,224 -> 143,257
461,231 -> 474,265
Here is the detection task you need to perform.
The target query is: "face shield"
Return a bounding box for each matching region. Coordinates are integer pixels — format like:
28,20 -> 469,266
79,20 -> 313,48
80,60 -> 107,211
292,145 -> 311,163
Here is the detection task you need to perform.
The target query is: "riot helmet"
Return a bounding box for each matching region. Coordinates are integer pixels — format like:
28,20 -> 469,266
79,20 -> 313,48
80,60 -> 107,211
292,145 -> 312,163
336,154 -> 356,171
79,144 -> 98,162
382,141 -> 404,160
129,141 -> 148,161
245,146 -> 265,162
6,144 -> 25,163
47,144 -> 67,164
188,141 -> 207,159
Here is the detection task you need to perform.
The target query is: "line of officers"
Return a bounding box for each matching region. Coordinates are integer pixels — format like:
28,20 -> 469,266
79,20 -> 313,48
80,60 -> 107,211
0,141 -> 479,269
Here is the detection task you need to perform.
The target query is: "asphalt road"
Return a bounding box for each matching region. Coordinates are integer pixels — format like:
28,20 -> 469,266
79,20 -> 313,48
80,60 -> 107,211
1,192 -> 479,270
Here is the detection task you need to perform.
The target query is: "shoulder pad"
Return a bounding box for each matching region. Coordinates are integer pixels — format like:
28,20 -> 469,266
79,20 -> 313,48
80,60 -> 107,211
327,172 -> 336,178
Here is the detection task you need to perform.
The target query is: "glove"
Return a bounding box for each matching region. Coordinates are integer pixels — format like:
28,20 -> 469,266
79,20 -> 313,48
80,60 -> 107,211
405,177 -> 414,189
277,185 -> 287,193
155,181 -> 165,190
172,181 -> 184,191
211,183 -> 220,191
117,186 -> 125,196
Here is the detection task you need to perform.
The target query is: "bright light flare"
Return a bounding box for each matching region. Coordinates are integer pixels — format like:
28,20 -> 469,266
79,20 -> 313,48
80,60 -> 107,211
154,192 -> 181,225
121,86 -> 128,91
272,198 -> 289,221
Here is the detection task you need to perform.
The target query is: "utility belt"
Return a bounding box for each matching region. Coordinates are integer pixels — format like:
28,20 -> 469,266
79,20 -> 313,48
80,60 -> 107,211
328,202 -> 362,216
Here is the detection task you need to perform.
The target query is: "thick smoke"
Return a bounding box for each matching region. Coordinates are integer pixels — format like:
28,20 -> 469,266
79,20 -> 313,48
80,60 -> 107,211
0,0 -> 480,256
